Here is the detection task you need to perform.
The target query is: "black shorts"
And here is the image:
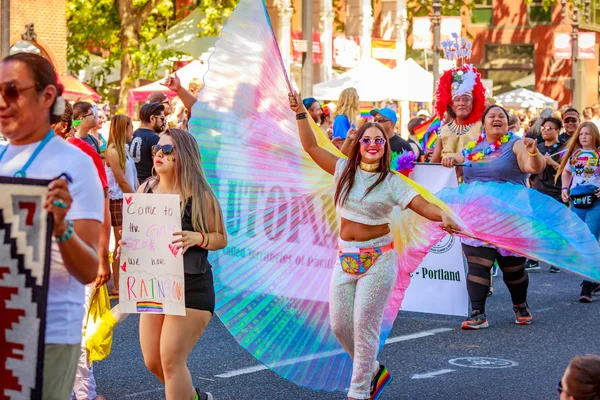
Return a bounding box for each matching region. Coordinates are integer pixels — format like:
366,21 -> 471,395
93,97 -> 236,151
185,270 -> 215,314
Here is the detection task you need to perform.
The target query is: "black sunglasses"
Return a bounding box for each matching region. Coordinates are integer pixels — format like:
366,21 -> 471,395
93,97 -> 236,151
152,144 -> 175,156
564,117 -> 578,123
0,82 -> 36,103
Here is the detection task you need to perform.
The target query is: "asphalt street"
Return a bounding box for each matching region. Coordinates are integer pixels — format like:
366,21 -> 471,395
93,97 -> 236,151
95,266 -> 600,400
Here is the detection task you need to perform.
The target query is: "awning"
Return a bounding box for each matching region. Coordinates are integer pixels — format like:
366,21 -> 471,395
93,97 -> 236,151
59,74 -> 101,102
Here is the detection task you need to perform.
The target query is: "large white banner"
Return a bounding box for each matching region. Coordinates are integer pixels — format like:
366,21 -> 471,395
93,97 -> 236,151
401,165 -> 469,317
119,194 -> 186,315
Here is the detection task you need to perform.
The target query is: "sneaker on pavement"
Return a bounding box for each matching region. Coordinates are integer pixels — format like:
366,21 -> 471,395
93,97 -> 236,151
580,282 -> 593,303
549,266 -> 561,273
461,310 -> 489,330
513,302 -> 533,325
370,365 -> 392,400
524,260 -> 540,272
195,388 -> 214,400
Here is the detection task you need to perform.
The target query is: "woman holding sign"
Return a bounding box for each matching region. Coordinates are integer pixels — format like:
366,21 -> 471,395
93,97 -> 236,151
557,122 -> 600,303
137,128 -> 226,400
289,93 -> 461,400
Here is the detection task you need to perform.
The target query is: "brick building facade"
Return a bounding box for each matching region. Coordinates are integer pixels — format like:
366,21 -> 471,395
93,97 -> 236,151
0,0 -> 67,73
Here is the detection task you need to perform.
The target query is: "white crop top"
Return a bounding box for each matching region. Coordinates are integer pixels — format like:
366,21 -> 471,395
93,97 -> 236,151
333,158 -> 419,225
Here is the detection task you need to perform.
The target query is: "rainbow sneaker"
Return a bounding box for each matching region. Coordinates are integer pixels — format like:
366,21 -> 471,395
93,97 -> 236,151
370,365 -> 392,400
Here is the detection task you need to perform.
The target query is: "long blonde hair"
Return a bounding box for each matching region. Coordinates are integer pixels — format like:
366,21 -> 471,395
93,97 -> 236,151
151,129 -> 224,234
556,121 -> 600,181
108,115 -> 131,171
333,87 -> 360,123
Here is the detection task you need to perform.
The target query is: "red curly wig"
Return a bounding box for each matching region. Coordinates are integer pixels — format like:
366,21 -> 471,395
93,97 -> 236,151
434,65 -> 486,125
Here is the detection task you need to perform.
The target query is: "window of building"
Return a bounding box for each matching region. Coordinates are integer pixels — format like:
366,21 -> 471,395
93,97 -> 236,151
593,0 -> 600,25
529,2 -> 553,24
471,0 -> 493,25
484,44 -> 535,94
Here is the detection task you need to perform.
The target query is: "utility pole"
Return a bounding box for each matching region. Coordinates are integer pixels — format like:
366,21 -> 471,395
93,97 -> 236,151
562,0 -> 591,110
301,0 -> 313,96
1,0 -> 10,58
431,0 -> 442,95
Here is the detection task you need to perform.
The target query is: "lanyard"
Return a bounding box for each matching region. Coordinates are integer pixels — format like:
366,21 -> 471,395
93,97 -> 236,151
0,130 -> 55,178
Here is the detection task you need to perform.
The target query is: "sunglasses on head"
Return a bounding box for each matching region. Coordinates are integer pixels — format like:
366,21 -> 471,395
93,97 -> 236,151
359,137 -> 386,146
564,117 -> 578,123
0,82 -> 36,103
152,144 -> 175,156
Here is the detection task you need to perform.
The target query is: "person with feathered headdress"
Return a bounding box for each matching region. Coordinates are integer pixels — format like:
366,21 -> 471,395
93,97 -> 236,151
431,36 -> 487,163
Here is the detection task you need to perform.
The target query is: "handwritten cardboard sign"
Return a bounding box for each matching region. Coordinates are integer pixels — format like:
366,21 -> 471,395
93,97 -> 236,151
119,193 -> 185,315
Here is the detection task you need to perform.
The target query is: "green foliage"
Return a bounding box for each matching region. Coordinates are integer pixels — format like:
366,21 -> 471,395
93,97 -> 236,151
67,0 -> 185,101
196,0 -> 240,37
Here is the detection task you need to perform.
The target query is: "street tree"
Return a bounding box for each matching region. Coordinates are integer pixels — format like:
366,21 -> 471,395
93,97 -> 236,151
67,0 -> 184,112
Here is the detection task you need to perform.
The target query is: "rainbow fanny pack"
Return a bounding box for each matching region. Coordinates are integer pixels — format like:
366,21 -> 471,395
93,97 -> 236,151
337,242 -> 395,275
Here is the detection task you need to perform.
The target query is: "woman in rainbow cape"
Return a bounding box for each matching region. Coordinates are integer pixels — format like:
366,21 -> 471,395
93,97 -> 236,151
288,93 -> 461,399
184,0 -> 600,398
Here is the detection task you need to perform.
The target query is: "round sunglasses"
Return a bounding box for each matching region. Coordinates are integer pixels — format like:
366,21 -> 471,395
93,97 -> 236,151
359,137 -> 387,146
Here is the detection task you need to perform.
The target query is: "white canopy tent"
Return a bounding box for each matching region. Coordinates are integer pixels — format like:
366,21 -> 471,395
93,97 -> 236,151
391,58 -> 434,102
494,88 -> 557,109
312,58 -> 395,102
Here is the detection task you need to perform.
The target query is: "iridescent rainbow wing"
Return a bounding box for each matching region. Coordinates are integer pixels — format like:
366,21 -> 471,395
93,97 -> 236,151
438,182 -> 600,281
188,0 -> 459,392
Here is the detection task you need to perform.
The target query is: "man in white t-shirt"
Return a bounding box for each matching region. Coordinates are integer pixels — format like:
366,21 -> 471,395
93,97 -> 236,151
0,53 -> 104,399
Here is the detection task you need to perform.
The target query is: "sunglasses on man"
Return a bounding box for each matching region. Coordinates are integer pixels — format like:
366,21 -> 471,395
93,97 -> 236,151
563,117 -> 578,123
0,82 -> 36,103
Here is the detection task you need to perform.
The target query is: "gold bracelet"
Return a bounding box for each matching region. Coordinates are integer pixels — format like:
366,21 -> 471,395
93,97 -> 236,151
527,149 -> 539,157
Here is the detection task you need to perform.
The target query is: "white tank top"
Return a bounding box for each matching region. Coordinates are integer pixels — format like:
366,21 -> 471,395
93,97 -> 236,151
106,149 -> 138,200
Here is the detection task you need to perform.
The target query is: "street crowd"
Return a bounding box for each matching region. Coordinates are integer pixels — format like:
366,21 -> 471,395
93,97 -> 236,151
0,50 -> 599,400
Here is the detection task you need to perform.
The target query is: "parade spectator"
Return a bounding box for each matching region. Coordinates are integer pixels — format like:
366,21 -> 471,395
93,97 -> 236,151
369,107 -> 413,155
526,116 -> 565,273
583,107 -> 594,122
558,354 -> 600,400
105,115 -> 138,296
321,104 -> 332,135
54,96 -> 111,400
0,52 -> 104,400
416,109 -> 430,119
89,106 -> 108,154
147,91 -> 172,116
560,108 -> 581,144
138,129 -> 226,400
303,97 -> 323,125
442,105 -> 545,329
558,122 -> 600,302
407,116 -> 425,159
592,103 -> 600,128
332,87 -> 360,140
73,101 -> 101,154
508,113 -> 523,136
54,101 -> 74,138
129,102 -> 164,184
529,108 -> 554,142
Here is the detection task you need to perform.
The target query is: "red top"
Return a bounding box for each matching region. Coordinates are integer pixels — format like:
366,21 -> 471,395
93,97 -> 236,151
67,137 -> 109,189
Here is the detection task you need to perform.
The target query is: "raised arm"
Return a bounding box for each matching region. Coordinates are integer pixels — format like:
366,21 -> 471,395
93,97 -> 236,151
289,93 -> 339,175
162,72 -> 197,115
515,138 -> 545,174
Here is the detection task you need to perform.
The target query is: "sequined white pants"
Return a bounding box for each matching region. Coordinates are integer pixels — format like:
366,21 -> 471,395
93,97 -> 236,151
330,233 -> 398,399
